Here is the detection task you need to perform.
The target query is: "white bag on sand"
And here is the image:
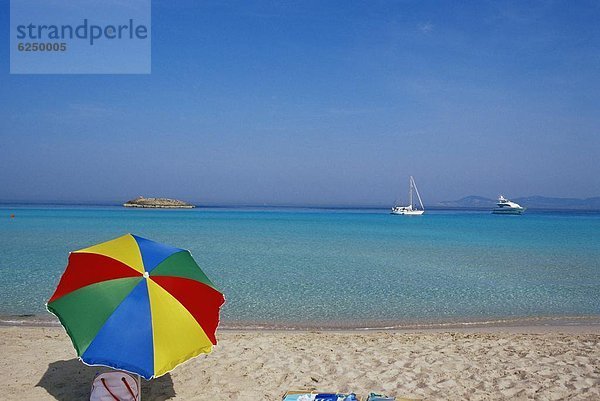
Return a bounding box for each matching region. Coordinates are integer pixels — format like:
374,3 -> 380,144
90,371 -> 140,401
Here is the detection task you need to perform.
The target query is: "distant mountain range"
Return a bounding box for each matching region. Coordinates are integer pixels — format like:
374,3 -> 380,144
437,195 -> 600,210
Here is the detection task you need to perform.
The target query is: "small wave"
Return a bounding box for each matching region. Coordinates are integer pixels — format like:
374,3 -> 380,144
0,314 -> 60,327
3,314 -> 599,331
217,315 -> 600,331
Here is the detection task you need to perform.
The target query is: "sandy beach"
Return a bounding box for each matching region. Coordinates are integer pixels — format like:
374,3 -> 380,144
0,325 -> 598,401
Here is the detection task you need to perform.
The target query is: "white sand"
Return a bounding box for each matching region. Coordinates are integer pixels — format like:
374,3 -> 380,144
0,326 -> 599,400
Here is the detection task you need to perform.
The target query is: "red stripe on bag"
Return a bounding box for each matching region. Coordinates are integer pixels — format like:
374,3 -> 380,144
101,378 -> 120,401
122,377 -> 137,400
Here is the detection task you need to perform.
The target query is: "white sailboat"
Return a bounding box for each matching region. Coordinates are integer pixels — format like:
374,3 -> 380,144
391,176 -> 425,215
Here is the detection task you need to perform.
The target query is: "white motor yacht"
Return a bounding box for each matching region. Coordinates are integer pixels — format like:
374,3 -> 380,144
492,195 -> 525,214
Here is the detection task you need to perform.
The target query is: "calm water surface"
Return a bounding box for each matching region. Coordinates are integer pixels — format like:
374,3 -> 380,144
0,206 -> 598,327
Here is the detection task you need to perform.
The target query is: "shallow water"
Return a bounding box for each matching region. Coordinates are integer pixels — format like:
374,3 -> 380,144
0,206 -> 599,327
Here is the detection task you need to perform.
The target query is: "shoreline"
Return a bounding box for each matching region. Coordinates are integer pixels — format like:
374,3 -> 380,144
3,313 -> 599,333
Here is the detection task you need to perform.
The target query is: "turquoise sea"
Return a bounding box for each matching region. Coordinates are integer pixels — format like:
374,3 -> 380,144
0,206 -> 599,328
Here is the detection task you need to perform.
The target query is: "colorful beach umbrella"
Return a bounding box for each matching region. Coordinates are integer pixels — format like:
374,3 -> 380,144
47,234 -> 225,379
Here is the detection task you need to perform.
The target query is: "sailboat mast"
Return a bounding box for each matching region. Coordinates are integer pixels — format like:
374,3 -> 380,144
412,176 -> 425,210
409,176 -> 413,207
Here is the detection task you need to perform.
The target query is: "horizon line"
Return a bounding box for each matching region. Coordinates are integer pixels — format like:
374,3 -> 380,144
0,193 -> 599,208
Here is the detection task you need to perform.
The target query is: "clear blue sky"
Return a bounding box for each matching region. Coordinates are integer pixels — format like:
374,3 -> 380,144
1,1 -> 599,206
